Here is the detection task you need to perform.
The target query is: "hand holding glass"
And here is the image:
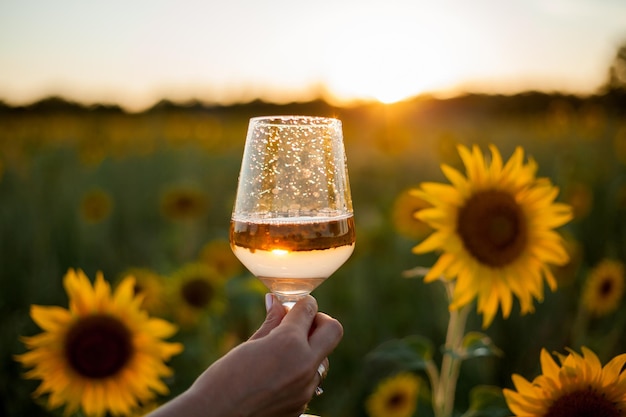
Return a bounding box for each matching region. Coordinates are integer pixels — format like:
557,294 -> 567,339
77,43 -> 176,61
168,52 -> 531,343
230,115 -> 355,308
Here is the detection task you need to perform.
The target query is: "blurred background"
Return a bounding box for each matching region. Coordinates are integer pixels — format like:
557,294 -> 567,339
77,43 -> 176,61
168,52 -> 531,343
2,1 -> 626,416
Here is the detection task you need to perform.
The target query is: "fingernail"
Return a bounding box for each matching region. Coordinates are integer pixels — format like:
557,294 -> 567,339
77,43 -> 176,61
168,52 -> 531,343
265,293 -> 273,312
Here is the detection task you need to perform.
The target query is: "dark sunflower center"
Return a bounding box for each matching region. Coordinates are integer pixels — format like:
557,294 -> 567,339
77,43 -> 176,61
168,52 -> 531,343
387,393 -> 408,410
64,315 -> 133,379
133,282 -> 144,296
182,278 -> 214,308
175,196 -> 194,212
600,278 -> 614,297
545,388 -> 622,417
457,189 -> 527,267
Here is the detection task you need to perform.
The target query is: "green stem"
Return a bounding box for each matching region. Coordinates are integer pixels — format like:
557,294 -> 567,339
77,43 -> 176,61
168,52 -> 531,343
433,281 -> 471,417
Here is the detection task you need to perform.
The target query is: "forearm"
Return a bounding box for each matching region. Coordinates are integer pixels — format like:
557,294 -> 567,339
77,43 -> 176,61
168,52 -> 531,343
146,387 -> 241,417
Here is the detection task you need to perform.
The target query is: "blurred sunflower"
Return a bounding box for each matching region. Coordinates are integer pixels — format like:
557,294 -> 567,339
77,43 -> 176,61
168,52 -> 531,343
159,184 -> 209,221
549,232 -> 583,287
15,269 -> 183,417
79,187 -> 113,224
117,267 -> 167,316
168,262 -> 225,328
503,347 -> 626,416
391,188 -> 432,240
582,259 -> 625,317
198,238 -> 244,278
562,182 -> 593,221
413,144 -> 573,327
365,372 -> 420,417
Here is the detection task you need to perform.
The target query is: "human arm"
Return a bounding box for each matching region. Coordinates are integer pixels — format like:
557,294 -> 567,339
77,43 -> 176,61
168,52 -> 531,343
147,294 -> 343,417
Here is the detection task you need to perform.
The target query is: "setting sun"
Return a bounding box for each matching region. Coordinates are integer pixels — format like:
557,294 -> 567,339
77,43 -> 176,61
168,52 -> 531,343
321,4 -> 475,104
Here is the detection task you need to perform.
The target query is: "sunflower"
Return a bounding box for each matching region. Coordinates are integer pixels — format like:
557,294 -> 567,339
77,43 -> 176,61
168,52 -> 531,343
413,144 -> 573,327
366,372 -> 420,417
159,184 -> 209,221
15,269 -> 183,417
391,188 -> 433,240
582,259 -> 625,317
168,262 -> 225,328
79,187 -> 113,224
562,182 -> 593,221
549,232 -> 583,287
117,267 -> 168,316
198,238 -> 244,278
503,347 -> 626,416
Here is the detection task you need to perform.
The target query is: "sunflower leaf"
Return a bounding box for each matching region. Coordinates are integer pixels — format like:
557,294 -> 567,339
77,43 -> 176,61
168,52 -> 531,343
366,335 -> 435,371
461,385 -> 510,417
459,331 -> 503,360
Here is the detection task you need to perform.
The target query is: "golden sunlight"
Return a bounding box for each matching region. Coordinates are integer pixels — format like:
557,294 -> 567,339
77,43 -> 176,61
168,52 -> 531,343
322,6 -> 475,104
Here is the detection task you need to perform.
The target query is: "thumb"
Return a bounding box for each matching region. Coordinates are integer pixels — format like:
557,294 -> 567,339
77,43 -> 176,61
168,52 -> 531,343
248,294 -> 286,340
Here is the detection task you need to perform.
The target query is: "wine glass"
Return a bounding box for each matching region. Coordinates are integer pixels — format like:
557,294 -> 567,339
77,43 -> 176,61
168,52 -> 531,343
230,115 -> 355,308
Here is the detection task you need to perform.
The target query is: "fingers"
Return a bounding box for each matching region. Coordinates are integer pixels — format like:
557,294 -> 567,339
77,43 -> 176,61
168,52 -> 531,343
282,296 -> 343,360
248,294 -> 287,340
308,312 -> 344,359
280,295 -> 318,336
251,294 -> 343,363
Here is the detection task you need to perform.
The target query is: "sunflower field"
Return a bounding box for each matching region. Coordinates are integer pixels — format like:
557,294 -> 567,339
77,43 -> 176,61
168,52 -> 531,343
2,90 -> 626,417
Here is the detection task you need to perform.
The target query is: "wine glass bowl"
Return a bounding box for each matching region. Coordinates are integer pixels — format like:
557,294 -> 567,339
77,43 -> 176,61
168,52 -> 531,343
230,115 -> 355,307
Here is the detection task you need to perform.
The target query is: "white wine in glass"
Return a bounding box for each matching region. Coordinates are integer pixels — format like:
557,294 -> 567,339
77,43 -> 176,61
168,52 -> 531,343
230,115 -> 355,308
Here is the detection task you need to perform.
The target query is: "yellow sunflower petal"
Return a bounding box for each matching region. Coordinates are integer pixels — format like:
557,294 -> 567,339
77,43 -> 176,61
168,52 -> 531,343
487,144 -> 503,178
497,275 -> 514,319
412,231 -> 448,254
477,288 -> 500,328
145,317 -> 180,339
93,272 -> 113,311
65,269 -> 96,315
423,252 -> 456,282
419,182 -> 464,206
113,276 -> 136,306
449,273 -> 479,310
540,349 -> 561,380
441,164 -> 470,195
30,305 -> 72,332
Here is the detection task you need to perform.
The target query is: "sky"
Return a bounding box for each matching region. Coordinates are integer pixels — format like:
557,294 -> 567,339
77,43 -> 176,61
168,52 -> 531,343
1,0 -> 626,111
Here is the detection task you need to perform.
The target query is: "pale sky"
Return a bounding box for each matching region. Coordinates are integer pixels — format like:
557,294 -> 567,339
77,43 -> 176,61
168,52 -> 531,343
1,0 -> 625,111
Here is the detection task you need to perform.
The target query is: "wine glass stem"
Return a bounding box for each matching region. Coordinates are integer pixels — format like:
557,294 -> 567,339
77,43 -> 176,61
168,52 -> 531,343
282,301 -> 296,309
276,294 -> 305,310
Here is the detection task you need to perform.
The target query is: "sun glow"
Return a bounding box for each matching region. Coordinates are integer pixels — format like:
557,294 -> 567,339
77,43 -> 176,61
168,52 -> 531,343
321,5 -> 478,104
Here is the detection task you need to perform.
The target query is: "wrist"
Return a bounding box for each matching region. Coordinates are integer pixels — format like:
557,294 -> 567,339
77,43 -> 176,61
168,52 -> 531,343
185,376 -> 247,417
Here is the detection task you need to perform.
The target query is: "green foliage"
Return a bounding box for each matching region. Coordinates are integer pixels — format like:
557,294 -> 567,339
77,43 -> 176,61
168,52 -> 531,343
367,335 -> 435,370
462,386 -> 509,417
455,332 -> 503,360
